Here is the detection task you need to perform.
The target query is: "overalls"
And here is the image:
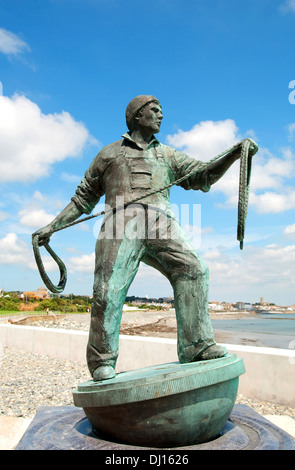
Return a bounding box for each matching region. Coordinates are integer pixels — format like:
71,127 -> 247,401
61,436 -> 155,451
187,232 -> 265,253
72,133 -> 216,376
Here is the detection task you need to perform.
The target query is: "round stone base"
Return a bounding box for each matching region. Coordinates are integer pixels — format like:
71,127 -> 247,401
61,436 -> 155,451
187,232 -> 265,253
16,405 -> 295,450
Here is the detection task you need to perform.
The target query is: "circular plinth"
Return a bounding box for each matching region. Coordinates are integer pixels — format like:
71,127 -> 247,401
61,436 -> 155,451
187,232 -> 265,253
15,404 -> 295,450
73,354 -> 245,447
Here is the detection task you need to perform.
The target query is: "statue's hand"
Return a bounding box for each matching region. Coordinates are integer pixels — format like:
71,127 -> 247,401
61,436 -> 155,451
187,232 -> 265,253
246,138 -> 259,156
32,225 -> 54,247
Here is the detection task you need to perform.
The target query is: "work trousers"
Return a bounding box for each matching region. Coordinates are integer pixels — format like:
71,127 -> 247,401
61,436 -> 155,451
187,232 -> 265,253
86,206 -> 215,376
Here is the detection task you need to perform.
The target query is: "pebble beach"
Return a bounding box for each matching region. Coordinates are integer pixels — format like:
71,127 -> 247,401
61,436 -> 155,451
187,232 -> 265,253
1,313 -> 295,421
1,346 -> 295,420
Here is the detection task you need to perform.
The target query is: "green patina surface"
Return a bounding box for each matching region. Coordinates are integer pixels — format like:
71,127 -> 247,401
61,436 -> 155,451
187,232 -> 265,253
32,95 -> 258,380
73,355 -> 245,447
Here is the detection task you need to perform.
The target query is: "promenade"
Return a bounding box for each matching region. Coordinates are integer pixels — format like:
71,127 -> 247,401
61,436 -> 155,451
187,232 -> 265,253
1,312 -> 294,449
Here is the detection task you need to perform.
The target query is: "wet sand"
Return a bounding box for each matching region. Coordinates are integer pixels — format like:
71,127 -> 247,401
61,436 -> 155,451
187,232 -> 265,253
5,309 -> 293,349
120,309 -> 294,349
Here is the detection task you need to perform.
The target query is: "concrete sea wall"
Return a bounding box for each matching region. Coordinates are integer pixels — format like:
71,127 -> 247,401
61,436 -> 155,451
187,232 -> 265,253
0,323 -> 294,406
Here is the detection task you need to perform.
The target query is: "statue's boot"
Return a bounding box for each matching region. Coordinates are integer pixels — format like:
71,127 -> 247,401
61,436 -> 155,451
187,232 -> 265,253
194,344 -> 228,361
93,365 -> 115,381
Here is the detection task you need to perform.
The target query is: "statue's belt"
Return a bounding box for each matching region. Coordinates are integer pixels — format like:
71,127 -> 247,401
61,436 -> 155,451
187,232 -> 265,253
32,138 -> 254,293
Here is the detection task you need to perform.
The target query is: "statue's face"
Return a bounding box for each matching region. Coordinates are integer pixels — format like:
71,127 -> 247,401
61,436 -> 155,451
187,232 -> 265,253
136,102 -> 163,134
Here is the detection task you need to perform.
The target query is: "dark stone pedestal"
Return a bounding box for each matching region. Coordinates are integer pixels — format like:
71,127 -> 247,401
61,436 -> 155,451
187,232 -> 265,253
16,404 -> 295,451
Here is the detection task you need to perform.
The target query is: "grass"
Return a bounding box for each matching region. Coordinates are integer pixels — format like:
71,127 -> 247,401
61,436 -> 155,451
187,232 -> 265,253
0,310 -> 21,316
0,310 -> 85,316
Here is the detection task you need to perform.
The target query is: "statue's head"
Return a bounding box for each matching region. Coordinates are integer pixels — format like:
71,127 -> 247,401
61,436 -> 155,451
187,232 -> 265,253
126,95 -> 161,132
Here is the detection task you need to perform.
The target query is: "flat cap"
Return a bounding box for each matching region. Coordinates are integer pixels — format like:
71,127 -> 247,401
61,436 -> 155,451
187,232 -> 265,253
125,95 -> 159,131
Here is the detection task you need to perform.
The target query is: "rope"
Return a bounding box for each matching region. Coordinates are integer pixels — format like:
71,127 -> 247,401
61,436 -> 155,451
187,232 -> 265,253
53,139 -> 243,233
32,234 -> 67,294
237,139 -> 252,250
33,138 -> 254,292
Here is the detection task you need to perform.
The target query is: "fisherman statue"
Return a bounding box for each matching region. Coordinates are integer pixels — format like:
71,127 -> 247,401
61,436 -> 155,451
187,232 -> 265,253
32,95 -> 258,381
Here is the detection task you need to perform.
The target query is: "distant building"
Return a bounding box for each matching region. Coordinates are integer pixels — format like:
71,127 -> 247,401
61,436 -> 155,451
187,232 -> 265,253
20,287 -> 50,301
244,302 -> 253,311
209,302 -> 225,311
235,302 -> 253,311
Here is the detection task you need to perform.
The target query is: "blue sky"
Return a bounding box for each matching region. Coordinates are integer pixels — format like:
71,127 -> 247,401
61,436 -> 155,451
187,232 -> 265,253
0,0 -> 295,305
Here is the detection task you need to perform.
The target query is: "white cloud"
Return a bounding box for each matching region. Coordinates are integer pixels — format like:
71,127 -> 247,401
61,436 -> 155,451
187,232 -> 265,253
119,240 -> 295,304
0,210 -> 9,222
0,93 -> 98,182
136,262 -> 166,280
248,146 -> 295,213
212,148 -> 295,206
0,233 -> 33,267
204,243 -> 295,304
73,222 -> 90,232
61,172 -> 82,184
202,250 -> 221,260
67,252 -> 171,298
287,123 -> 295,140
68,252 -> 95,273
19,209 -> 56,228
280,0 -> 295,13
251,149 -> 293,191
128,262 -> 172,299
210,145 -> 295,213
0,28 -> 30,56
201,226 -> 215,235
15,191 -> 57,229
284,224 -> 295,239
32,190 -> 46,202
0,232 -> 59,274
166,119 -> 241,160
167,120 -> 295,214
166,119 -> 243,208
250,190 -> 295,214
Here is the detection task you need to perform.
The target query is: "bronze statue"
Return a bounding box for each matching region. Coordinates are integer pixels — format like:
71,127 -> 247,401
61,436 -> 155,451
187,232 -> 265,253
32,95 -> 258,381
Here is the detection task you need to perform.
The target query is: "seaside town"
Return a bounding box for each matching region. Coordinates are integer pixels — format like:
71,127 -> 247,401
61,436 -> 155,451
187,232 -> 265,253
0,286 -> 294,315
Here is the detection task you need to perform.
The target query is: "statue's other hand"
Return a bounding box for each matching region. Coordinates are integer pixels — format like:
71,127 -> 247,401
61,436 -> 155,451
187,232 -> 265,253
246,138 -> 259,156
32,225 -> 54,247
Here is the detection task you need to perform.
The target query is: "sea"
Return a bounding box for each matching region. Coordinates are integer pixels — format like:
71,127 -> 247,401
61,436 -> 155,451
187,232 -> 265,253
212,312 -> 295,349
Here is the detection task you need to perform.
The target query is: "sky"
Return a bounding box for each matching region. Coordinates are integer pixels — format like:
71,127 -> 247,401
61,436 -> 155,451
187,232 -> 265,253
0,0 -> 295,306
